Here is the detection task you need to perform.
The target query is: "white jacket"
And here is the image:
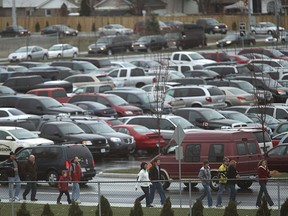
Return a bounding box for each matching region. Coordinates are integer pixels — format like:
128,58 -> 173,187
136,169 -> 151,188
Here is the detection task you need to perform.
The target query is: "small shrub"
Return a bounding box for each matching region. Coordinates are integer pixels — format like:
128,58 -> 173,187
95,195 -> 113,216
41,204 -> 54,216
92,23 -> 96,32
68,202 -> 83,216
35,22 -> 40,32
160,197 -> 174,216
191,199 -> 203,216
256,196 -> 271,216
77,23 -> 82,32
281,198 -> 288,216
45,21 -> 49,27
232,22 -> 237,31
17,203 -> 31,216
6,22 -> 9,27
223,201 -> 239,216
129,198 -> 143,216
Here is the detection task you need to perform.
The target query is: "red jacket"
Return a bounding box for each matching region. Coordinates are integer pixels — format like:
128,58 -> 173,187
58,176 -> 69,192
258,165 -> 270,184
69,162 -> 82,182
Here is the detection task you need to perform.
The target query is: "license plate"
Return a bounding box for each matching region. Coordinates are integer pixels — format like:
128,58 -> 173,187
81,168 -> 86,172
101,149 -> 106,153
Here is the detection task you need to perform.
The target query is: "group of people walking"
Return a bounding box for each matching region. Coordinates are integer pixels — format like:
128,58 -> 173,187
196,157 -> 274,208
135,158 -> 166,207
4,152 -> 83,204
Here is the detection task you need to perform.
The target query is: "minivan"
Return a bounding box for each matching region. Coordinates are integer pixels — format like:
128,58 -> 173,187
0,144 -> 96,186
157,130 -> 263,191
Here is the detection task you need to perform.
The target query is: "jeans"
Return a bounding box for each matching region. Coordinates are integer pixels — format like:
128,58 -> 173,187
23,178 -> 37,200
71,182 -> 80,201
216,183 -> 230,205
150,182 -> 166,205
8,175 -> 21,199
228,184 -> 236,202
256,182 -> 274,207
137,186 -> 150,206
57,191 -> 71,204
197,183 -> 213,207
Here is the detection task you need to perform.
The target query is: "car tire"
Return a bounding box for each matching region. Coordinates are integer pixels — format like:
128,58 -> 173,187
249,41 -> 255,46
225,102 -> 232,107
267,30 -> 273,35
136,82 -> 145,88
160,170 -> 171,190
184,182 -> 198,189
57,54 -> 62,58
237,180 -> 253,190
43,54 -> 48,60
107,49 -> 113,56
125,48 -> 130,53
210,172 -> 219,191
147,47 -> 152,53
72,52 -> 78,58
47,170 -> 58,187
27,55 -> 32,60
251,30 -> 256,34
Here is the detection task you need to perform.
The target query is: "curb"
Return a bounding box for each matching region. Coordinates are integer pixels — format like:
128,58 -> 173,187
97,172 -> 137,179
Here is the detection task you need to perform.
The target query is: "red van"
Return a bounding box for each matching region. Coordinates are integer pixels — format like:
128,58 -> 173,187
157,130 -> 263,191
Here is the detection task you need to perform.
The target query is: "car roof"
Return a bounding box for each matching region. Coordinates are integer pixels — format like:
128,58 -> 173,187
0,126 -> 23,130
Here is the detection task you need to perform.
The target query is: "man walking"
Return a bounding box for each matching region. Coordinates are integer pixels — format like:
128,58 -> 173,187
216,157 -> 230,207
4,152 -> 21,201
23,154 -> 38,201
149,158 -> 166,206
197,160 -> 213,207
69,156 -> 83,203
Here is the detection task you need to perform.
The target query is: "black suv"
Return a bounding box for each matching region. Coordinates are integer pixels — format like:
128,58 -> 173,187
132,35 -> 168,52
88,35 -> 133,55
196,18 -> 228,34
0,144 -> 96,186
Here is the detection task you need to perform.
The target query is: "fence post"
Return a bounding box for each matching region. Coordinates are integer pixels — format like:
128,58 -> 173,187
189,180 -> 192,216
277,181 -> 280,216
98,181 -> 101,216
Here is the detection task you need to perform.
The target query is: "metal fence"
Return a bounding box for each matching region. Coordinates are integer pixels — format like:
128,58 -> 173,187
1,177 -> 287,216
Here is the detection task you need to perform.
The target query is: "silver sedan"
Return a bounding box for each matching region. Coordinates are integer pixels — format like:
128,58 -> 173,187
8,45 -> 48,62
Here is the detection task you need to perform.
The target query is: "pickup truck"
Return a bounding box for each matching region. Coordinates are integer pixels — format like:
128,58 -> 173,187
0,25 -> 30,37
170,51 -> 215,66
26,87 -> 70,103
108,67 -> 156,88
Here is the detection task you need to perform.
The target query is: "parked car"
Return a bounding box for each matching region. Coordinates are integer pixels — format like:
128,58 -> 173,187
133,21 -> 170,35
0,144 -> 96,186
72,101 -> 117,117
216,33 -> 256,47
218,86 -> 256,106
238,48 -> 288,61
48,44 -> 78,59
251,22 -> 284,35
265,144 -> 288,172
98,24 -> 133,36
195,18 -> 228,34
68,93 -> 143,117
174,108 -> 246,130
26,87 -> 71,103
41,25 -> 78,36
50,61 -> 101,74
70,84 -> 113,95
0,25 -> 30,37
182,70 -> 220,80
0,126 -> 54,159
74,120 -> 136,155
8,46 -> 48,62
200,51 -> 231,62
132,35 -> 168,52
165,85 -> 227,108
246,105 -> 288,121
265,31 -> 288,44
0,107 -> 38,120
112,124 -> 166,153
88,35 -> 133,55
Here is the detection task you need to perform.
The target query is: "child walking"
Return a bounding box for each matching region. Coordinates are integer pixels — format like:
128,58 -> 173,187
57,170 -> 71,204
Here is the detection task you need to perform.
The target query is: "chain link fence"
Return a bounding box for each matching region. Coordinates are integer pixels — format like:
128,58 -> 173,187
0,177 -> 287,215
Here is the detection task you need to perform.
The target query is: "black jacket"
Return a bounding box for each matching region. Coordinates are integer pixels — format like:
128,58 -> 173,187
149,164 -> 161,182
3,159 -> 16,177
23,160 -> 37,180
226,165 -> 238,185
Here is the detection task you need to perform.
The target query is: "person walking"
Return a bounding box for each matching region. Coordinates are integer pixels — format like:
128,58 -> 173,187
22,154 -> 38,201
226,160 -> 240,204
149,158 -> 166,206
57,170 -> 72,204
216,157 -> 230,207
197,160 -> 213,207
4,152 -> 21,201
256,159 -> 274,207
69,156 -> 83,203
135,162 -> 153,207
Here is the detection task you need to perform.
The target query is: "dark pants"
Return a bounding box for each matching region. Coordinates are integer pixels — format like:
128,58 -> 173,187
228,184 -> 236,202
137,186 -> 150,207
57,191 -> 71,204
256,182 -> 274,207
150,182 -> 166,205
23,179 -> 37,200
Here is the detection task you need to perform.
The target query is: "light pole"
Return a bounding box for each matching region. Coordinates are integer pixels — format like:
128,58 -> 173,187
12,0 -> 17,25
142,10 -> 146,35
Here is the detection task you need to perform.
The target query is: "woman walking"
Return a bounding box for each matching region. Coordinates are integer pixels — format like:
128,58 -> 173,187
135,162 -> 153,207
256,159 -> 274,207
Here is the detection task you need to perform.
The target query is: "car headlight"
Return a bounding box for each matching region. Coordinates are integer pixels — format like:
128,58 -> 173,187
82,140 -> 92,145
226,40 -> 232,44
100,46 -> 107,50
110,137 -> 121,142
214,26 -> 219,29
139,44 -> 145,47
65,31 -> 70,34
277,89 -> 286,95
124,111 -> 133,115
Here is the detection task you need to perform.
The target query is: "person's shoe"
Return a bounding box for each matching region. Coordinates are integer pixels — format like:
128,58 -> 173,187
23,195 -> 26,200
75,200 -> 81,204
14,196 -> 20,201
146,204 -> 154,207
9,198 -> 14,202
216,204 -> 223,207
236,201 -> 242,205
57,202 -> 62,204
269,203 -> 274,207
31,199 -> 38,201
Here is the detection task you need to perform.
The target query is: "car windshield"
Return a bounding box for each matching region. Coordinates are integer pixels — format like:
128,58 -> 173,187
133,125 -> 152,134
263,78 -> 283,88
206,19 -> 219,24
254,64 -> 277,72
139,93 -> 156,103
227,112 -> 254,123
9,128 -> 38,139
270,49 -> 286,57
87,122 -> 115,133
188,53 -> 205,60
15,47 -> 32,53
8,66 -> 28,72
97,37 -> 112,44
138,37 -> 149,42
8,108 -> 26,116
201,110 -> 225,121
169,116 -> 195,129
49,45 -> 62,51
237,81 -> 255,92
228,88 -> 248,95
107,95 -> 129,106
278,60 -> 288,67
59,123 -> 85,135
40,98 -> 63,108
79,62 -> 98,70
253,131 -> 271,143
224,34 -> 237,40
